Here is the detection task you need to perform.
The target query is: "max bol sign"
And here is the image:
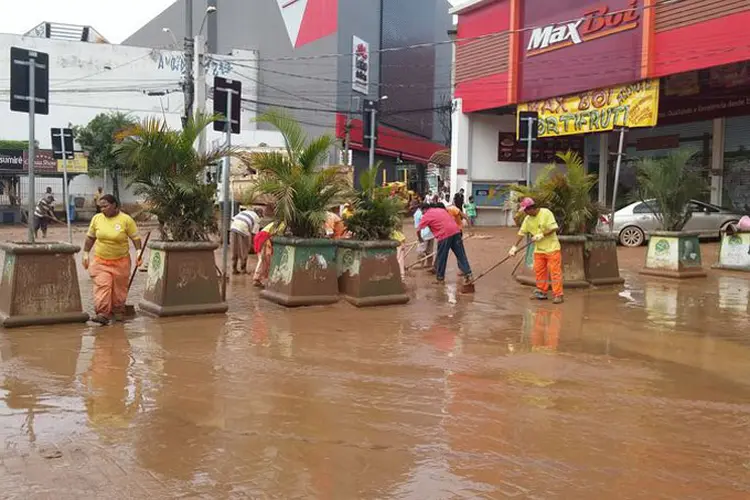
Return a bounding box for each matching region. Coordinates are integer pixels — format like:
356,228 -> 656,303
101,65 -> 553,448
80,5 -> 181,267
527,0 -> 640,57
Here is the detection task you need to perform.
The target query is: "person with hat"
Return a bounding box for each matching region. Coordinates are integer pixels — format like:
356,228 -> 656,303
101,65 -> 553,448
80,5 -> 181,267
509,197 -> 563,304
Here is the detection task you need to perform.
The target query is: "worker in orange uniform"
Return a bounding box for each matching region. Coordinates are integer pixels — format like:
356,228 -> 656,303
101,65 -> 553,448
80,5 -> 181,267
509,197 -> 563,304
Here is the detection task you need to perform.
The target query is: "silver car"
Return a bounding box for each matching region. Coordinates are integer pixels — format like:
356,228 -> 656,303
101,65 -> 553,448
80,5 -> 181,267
599,200 -> 743,247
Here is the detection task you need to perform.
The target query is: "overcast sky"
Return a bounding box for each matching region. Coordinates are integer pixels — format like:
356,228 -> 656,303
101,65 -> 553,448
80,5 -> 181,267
1,0 -> 463,43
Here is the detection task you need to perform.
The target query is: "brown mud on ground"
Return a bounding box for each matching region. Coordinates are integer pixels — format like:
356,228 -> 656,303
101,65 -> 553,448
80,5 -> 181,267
0,225 -> 749,498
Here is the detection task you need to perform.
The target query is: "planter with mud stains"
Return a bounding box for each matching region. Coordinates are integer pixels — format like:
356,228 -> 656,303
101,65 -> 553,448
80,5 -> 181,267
336,240 -> 409,307
641,231 -> 706,279
516,235 -> 590,289
584,234 -> 625,285
713,230 -> 750,272
261,237 -> 338,307
139,241 -> 227,317
0,242 -> 88,327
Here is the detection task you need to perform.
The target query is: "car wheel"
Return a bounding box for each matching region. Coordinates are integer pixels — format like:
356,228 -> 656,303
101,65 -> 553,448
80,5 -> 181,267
619,226 -> 645,247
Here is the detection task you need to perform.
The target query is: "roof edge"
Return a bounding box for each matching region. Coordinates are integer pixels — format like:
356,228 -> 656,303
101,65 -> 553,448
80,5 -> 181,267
449,0 -> 498,16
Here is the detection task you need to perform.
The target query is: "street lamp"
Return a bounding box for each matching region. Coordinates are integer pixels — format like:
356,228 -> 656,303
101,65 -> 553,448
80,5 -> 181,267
162,27 -> 179,48
195,5 -> 217,155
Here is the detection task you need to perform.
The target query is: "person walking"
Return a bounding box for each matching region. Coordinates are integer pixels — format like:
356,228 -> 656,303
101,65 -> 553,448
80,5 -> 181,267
464,196 -> 478,227
509,197 -> 564,304
81,195 -> 142,324
231,206 -> 262,274
417,203 -> 473,284
453,188 -> 465,213
413,204 -> 435,271
33,194 -> 59,239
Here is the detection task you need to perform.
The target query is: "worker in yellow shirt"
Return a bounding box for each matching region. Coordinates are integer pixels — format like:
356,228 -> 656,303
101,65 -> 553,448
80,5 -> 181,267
509,197 -> 563,304
81,194 -> 142,324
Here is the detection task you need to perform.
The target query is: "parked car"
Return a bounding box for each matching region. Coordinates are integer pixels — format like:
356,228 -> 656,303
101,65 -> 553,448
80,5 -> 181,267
599,200 -> 743,247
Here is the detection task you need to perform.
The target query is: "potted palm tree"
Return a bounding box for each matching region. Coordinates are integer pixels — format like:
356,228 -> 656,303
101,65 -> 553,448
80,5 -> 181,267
250,110 -> 350,307
637,150 -> 707,279
337,164 -> 409,307
115,114 -> 232,316
510,151 -> 621,287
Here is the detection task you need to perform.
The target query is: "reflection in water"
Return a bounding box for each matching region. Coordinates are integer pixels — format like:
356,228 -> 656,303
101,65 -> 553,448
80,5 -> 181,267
80,329 -> 142,438
718,275 -> 750,313
645,283 -> 679,328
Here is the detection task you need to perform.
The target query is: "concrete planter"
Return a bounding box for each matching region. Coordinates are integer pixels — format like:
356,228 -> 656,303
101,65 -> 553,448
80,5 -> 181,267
336,240 -> 409,307
261,237 -> 339,307
0,242 -> 88,327
584,234 -> 625,285
713,230 -> 750,272
516,235 -> 590,288
139,241 -> 228,317
641,231 -> 706,279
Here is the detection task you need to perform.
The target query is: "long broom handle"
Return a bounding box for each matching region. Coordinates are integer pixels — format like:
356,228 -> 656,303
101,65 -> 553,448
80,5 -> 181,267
467,242 -> 530,286
406,234 -> 475,270
127,231 -> 151,292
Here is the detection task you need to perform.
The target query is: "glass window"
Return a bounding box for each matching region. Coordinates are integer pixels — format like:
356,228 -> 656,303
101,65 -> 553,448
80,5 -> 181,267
633,202 -> 659,214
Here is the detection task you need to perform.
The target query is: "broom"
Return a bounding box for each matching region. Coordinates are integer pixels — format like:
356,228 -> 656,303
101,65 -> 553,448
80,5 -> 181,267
123,231 -> 151,317
460,242 -> 529,294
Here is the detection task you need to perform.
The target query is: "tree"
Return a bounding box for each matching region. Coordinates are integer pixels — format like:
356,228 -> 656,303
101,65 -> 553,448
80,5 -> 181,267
73,112 -> 136,201
114,113 -> 233,241
249,110 -> 350,238
0,140 -> 29,150
344,162 -> 404,240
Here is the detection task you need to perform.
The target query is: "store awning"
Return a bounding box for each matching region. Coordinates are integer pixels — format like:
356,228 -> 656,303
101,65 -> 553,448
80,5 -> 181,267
428,149 -> 451,167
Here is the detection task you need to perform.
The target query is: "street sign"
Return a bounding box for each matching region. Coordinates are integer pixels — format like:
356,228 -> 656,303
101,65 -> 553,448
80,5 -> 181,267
213,77 -> 241,134
50,128 -> 75,160
10,47 -> 49,115
518,111 -> 539,141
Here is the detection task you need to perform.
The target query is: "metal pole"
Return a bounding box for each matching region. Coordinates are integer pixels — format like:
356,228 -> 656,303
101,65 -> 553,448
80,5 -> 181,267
368,107 -> 376,168
344,94 -> 352,166
220,90 -> 232,300
609,127 -> 626,233
183,0 -> 194,126
525,117 -> 533,186
194,33 -> 206,156
61,140 -> 72,244
27,58 -> 36,243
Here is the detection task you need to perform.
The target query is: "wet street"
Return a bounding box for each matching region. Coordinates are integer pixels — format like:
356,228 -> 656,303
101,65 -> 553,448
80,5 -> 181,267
1,226 -> 749,499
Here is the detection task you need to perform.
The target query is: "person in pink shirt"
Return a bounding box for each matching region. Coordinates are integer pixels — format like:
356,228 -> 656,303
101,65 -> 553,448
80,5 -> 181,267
416,203 -> 473,283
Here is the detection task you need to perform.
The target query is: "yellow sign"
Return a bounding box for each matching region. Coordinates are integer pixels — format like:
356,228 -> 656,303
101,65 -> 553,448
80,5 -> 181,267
57,152 -> 88,173
518,79 -> 660,138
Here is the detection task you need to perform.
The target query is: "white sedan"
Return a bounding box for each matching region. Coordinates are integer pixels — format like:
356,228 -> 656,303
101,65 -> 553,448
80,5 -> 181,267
599,200 -> 743,247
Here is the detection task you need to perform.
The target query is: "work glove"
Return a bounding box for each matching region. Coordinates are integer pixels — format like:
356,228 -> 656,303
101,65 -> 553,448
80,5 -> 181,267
532,233 -> 545,242
508,245 -> 518,257
82,253 -> 89,270
136,255 -> 143,268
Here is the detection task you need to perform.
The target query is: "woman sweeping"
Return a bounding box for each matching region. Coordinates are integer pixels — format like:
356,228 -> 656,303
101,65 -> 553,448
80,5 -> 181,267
82,195 -> 142,324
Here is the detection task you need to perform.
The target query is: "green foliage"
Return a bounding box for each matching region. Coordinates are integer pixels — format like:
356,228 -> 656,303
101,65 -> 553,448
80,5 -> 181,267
344,163 -> 404,241
74,112 -> 137,199
507,151 -> 601,234
0,140 -> 28,150
114,113 -> 233,241
635,150 -> 706,231
249,110 -> 350,238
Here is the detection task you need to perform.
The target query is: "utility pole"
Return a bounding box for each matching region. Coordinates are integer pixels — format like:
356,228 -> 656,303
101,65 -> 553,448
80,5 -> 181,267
183,0 -> 194,127
194,33 -> 206,154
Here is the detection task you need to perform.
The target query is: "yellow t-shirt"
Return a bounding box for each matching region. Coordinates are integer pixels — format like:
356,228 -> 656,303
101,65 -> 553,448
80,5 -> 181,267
519,208 -> 561,254
87,212 -> 140,260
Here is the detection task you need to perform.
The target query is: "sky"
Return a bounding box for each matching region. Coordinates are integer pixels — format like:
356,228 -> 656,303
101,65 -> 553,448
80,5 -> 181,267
1,0 -> 464,44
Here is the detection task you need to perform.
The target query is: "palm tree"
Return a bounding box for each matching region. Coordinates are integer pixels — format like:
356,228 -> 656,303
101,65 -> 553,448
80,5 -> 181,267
114,113 -> 233,241
344,162 -> 404,241
249,110 -> 350,238
635,150 -> 706,232
508,151 -> 600,234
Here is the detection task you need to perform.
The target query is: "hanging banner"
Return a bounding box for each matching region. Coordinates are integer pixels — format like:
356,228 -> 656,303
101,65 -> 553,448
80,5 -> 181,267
352,36 -> 369,95
517,79 -> 660,138
57,152 -> 88,173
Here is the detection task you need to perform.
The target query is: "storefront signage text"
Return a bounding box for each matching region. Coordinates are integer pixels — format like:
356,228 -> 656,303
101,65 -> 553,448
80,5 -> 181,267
517,79 -> 659,138
527,0 -> 640,57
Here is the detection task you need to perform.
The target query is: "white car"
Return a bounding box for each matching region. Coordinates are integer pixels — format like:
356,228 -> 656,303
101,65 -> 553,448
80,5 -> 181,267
599,200 -> 742,247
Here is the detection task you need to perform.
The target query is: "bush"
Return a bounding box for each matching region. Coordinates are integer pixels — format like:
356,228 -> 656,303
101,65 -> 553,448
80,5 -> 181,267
345,163 -> 404,240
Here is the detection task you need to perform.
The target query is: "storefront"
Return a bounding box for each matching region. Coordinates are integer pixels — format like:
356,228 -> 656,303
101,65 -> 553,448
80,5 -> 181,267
450,0 -> 750,224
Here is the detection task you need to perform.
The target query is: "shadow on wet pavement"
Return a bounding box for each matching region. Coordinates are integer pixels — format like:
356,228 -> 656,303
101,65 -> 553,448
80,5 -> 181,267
0,226 -> 749,498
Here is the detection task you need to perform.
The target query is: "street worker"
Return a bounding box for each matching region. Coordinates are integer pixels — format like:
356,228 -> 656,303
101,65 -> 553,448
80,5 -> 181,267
509,197 -> 563,304
413,204 -> 435,271
417,203 -> 473,284
324,211 -> 347,239
82,194 -> 142,324
253,220 -> 285,288
33,194 -> 59,239
231,206 -> 262,274
446,202 -> 469,230
341,202 -> 354,219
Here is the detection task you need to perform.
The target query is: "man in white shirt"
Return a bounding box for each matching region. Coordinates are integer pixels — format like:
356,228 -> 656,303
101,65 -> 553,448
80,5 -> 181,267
231,206 -> 262,274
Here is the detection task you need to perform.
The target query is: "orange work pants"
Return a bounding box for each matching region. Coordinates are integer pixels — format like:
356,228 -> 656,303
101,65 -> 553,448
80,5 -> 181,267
533,250 -> 563,298
89,256 -> 131,318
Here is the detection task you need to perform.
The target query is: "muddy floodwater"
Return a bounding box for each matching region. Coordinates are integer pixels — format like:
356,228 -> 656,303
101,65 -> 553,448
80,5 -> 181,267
1,226 -> 750,498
